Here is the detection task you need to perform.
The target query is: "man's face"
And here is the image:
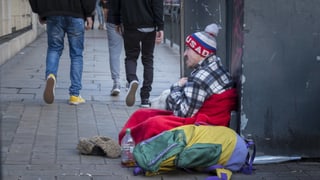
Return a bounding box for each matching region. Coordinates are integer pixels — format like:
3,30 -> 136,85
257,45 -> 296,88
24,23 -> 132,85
183,47 -> 203,68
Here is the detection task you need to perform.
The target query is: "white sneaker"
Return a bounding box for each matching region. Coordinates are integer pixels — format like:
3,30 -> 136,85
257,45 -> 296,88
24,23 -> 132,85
43,74 -> 56,104
125,80 -> 139,106
110,84 -> 120,96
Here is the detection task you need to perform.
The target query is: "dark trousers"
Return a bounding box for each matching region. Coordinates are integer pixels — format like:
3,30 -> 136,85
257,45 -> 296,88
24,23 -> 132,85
123,29 -> 156,100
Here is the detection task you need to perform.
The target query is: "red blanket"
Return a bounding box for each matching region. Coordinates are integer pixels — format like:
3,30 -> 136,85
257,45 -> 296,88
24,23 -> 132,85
119,88 -> 238,144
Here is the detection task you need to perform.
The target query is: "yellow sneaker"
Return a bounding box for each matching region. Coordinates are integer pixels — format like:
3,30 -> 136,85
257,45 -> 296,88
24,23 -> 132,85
43,73 -> 56,104
69,95 -> 86,105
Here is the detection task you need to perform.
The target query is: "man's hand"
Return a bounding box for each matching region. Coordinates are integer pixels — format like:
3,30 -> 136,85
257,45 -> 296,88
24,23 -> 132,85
178,77 -> 188,87
155,30 -> 164,44
85,17 -> 93,30
115,25 -> 123,35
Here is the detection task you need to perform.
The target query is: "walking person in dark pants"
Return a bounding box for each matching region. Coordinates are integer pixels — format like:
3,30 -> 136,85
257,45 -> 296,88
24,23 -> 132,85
110,0 -> 164,107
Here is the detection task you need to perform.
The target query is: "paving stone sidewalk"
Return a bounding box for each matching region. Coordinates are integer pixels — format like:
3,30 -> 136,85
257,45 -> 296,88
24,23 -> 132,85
1,29 -> 320,180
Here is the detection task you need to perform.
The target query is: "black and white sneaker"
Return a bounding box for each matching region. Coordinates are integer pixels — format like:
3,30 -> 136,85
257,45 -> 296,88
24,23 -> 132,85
140,99 -> 151,108
110,84 -> 120,96
125,80 -> 139,106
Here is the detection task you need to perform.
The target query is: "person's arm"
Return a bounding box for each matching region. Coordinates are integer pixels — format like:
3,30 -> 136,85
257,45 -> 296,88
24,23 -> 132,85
80,0 -> 95,30
166,77 -> 207,117
108,0 -> 122,34
85,17 -> 93,30
155,30 -> 164,44
109,0 -> 121,25
28,0 -> 46,24
80,0 -> 96,18
152,0 -> 164,44
152,0 -> 164,31
28,0 -> 39,13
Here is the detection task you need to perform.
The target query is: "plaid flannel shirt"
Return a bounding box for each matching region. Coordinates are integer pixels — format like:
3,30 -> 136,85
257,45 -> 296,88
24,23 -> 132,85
166,55 -> 233,117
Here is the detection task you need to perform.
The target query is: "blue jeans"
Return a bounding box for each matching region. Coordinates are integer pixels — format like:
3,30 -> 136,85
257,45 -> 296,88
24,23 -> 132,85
46,16 -> 85,96
106,23 -> 123,84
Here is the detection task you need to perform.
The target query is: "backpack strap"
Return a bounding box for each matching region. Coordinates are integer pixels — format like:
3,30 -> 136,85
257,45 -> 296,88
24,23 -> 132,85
133,167 -> 144,176
180,164 -> 230,180
240,139 -> 256,174
205,166 -> 231,180
202,165 -> 231,180
205,173 -> 228,180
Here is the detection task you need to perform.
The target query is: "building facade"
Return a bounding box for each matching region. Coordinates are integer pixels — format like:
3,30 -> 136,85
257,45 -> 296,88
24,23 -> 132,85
0,0 -> 44,65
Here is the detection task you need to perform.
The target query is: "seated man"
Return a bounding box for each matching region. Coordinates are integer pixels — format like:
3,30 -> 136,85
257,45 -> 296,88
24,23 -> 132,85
119,23 -> 238,144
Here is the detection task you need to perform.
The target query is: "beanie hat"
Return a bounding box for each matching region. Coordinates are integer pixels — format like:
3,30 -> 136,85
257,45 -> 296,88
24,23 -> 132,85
185,23 -> 219,57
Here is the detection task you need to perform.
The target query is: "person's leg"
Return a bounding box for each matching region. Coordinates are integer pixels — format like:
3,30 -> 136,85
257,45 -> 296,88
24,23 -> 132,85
65,17 -> 85,103
45,16 -> 65,79
123,29 -> 141,83
123,29 -> 142,106
44,16 -> 65,104
107,23 -> 122,82
118,108 -> 173,143
106,23 -> 123,95
140,31 -> 156,103
119,113 -> 184,144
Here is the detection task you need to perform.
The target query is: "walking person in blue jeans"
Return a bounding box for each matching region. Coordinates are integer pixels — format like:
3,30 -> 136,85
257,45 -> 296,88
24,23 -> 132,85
110,0 -> 164,107
106,0 -> 123,96
28,0 -> 96,105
